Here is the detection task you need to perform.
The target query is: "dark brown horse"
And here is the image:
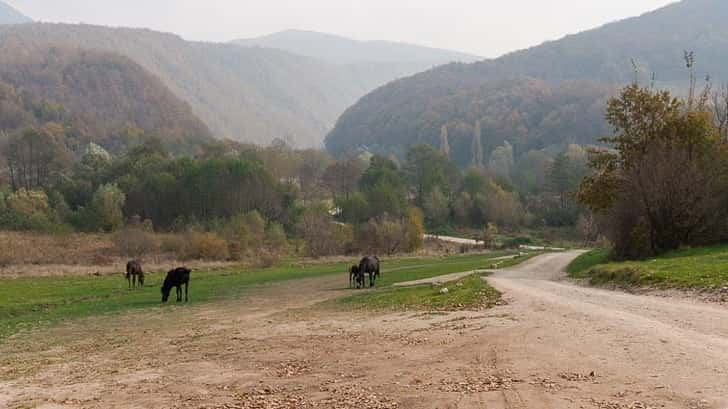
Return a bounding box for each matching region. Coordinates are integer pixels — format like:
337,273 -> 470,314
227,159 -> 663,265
125,260 -> 145,289
161,267 -> 191,303
349,265 -> 363,288
358,256 -> 380,288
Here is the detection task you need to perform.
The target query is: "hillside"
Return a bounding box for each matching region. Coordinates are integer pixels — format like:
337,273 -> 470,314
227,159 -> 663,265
0,23 -> 457,148
233,29 -> 479,65
0,46 -> 212,154
325,0 -> 728,164
0,1 -> 30,25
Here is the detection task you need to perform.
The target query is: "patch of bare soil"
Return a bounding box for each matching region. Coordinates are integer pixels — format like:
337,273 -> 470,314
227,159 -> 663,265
1,253 -> 728,408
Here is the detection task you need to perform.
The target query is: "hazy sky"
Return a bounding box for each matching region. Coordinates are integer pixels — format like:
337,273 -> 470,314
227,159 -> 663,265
7,0 -> 677,57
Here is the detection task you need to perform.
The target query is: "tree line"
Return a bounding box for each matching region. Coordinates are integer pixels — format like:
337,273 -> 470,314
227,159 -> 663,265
0,121 -> 591,259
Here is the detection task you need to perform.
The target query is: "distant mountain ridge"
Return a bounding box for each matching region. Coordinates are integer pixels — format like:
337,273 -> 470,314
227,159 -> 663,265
233,29 -> 480,65
0,0 -> 31,24
325,0 -> 728,165
0,23 -> 470,148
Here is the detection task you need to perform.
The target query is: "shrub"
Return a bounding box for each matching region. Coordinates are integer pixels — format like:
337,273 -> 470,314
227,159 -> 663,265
182,232 -> 230,261
113,227 -> 159,257
160,234 -> 186,254
406,207 -> 425,252
300,206 -> 353,257
222,211 -> 267,255
255,249 -> 280,268
356,215 -> 409,255
265,222 -> 289,250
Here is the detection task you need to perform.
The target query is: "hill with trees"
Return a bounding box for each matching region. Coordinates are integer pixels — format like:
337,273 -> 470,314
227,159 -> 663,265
326,0 -> 728,166
0,1 -> 30,25
0,45 -> 213,155
0,23 -> 463,148
233,29 -> 479,65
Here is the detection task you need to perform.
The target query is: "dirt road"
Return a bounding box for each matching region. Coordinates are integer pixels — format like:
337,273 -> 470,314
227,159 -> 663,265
1,252 -> 727,408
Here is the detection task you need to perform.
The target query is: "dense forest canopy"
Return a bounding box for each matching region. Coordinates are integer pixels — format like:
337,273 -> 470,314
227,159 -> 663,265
326,0 -> 728,168
326,75 -> 614,164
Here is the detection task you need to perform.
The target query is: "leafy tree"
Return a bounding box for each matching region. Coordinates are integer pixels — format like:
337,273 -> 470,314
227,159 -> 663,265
90,184 -> 126,232
403,144 -> 448,208
322,158 -> 365,199
0,189 -> 59,231
423,186 -> 449,228
540,148 -> 589,226
359,156 -> 407,218
579,84 -> 728,257
3,126 -> 70,190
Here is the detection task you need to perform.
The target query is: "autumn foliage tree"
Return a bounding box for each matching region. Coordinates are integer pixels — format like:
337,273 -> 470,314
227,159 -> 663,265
579,83 -> 728,257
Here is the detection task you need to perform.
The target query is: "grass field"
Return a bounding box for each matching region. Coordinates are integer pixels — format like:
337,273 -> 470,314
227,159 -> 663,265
0,251 -> 520,340
565,249 -> 611,276
568,246 -> 728,289
335,252 -> 544,312
339,273 -> 501,311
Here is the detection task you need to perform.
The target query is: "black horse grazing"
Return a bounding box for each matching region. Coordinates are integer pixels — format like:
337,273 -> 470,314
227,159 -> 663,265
358,256 -> 381,288
349,265 -> 366,288
161,267 -> 191,303
125,260 -> 145,289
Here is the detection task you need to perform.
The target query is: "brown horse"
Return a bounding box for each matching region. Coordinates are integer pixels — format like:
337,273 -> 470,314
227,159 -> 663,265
161,267 -> 191,303
125,260 -> 145,289
358,256 -> 380,288
349,265 -> 363,288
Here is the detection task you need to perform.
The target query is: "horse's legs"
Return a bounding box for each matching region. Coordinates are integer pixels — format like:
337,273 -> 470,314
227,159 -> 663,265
185,282 -> 189,302
127,275 -> 131,290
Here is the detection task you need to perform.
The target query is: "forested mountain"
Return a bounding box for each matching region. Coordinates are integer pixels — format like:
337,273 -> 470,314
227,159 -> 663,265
0,1 -> 30,25
0,23 -> 455,148
0,46 -> 213,154
326,0 -> 728,165
233,29 -> 479,65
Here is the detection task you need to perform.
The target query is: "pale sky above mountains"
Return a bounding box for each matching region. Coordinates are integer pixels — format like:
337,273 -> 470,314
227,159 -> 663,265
6,0 -> 676,57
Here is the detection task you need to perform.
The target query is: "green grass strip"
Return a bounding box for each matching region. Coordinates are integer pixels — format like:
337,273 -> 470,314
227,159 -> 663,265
339,273 -> 501,311
0,251 -> 519,340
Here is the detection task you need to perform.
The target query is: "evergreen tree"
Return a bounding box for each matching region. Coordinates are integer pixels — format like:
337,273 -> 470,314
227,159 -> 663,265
471,120 -> 484,168
439,124 -> 450,157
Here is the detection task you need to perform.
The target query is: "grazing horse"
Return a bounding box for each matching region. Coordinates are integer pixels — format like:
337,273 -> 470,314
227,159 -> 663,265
125,260 -> 145,289
161,267 -> 191,303
358,256 -> 381,288
349,265 -> 362,288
